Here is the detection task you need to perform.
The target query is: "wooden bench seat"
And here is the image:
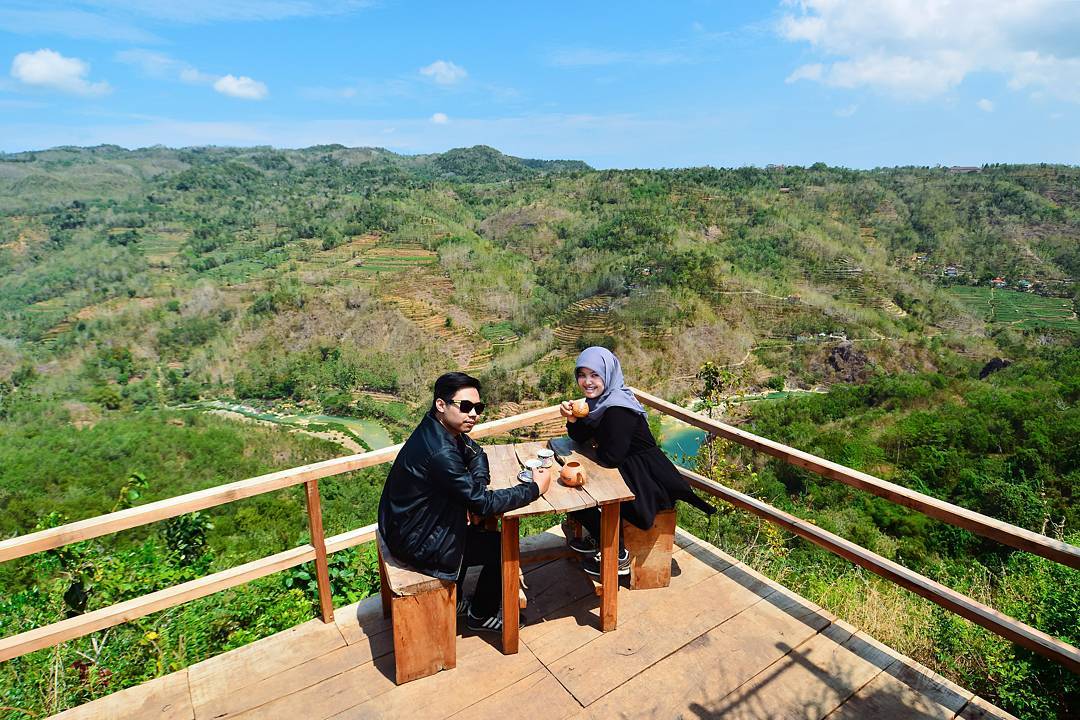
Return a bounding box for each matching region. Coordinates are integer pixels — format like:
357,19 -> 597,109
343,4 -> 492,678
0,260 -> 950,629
376,532 -> 456,685
623,509 -> 677,589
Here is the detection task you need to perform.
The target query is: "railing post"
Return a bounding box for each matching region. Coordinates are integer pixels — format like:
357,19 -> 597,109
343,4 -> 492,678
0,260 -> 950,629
304,479 -> 334,623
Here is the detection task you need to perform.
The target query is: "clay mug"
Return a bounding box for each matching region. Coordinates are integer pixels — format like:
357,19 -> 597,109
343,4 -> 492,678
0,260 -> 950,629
560,461 -> 587,487
570,398 -> 590,418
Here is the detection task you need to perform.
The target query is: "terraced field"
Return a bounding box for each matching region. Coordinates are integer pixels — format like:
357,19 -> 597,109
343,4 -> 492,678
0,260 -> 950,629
948,286 -> 1079,331
553,294 -> 619,347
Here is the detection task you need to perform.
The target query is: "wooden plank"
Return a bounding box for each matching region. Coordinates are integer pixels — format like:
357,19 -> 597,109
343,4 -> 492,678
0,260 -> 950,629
0,448 -> 399,564
326,634 -> 542,720
836,630 -> 973,715
548,437 -> 634,506
188,615 -> 347,712
49,669 -> 192,720
522,546 -> 721,666
445,668 -> 581,720
305,479 -> 335,623
824,663 -> 956,720
500,516 -> 521,654
579,587 -> 829,719
194,639 -> 392,720
957,695 -> 1021,720
633,387 -> 1080,569
390,584 -> 456,684
623,509 -> 676,589
549,570 -> 769,706
375,532 -> 450,597
517,552 -> 598,624
598,503 -> 619,631
334,595 -> 392,646
0,405 -> 561,564
697,623 -> 885,720
484,444 -> 555,517
228,650 -> 397,720
678,467 -> 1080,674
520,528 -> 576,565
495,441 -> 592,516
0,545 -> 316,662
324,523 -> 376,555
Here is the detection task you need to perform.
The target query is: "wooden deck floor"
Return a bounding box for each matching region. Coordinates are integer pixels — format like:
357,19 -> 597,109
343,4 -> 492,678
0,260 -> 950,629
51,529 -> 1016,720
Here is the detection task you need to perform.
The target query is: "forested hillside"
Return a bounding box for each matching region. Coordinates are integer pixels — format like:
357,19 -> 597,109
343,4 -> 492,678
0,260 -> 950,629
0,145 -> 1077,718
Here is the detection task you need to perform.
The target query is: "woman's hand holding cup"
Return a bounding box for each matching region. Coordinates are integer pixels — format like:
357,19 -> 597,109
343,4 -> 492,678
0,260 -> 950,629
559,400 -> 576,422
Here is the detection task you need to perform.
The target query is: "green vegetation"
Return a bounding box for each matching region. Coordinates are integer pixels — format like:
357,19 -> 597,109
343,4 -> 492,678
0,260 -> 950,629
0,145 -> 1077,718
948,286 -> 1079,331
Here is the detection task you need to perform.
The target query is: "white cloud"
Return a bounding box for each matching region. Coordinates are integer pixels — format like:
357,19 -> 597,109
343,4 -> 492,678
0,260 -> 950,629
785,63 -> 822,83
431,112 -> 449,124
213,74 -> 268,100
834,104 -> 858,117
779,0 -> 1080,102
419,60 -> 467,85
118,50 -> 262,99
10,49 -> 110,96
977,98 -> 994,112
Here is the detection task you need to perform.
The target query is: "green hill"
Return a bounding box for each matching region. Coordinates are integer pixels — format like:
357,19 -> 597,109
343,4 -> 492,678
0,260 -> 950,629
0,146 -> 1077,719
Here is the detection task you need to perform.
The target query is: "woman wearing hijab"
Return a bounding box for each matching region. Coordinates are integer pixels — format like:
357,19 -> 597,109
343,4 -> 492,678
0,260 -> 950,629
558,346 -> 714,576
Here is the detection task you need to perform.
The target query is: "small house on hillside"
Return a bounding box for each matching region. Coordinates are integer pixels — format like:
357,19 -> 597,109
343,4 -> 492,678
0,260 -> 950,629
944,265 -> 958,277
991,276 -> 1007,288
1017,279 -> 1033,291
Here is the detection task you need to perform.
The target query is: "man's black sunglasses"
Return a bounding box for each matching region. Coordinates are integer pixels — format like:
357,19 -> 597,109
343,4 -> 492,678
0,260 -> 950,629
448,399 -> 485,415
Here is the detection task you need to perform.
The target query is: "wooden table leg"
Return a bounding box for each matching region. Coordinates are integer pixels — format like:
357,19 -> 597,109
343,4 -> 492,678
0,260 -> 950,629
599,503 -> 619,631
500,516 -> 520,654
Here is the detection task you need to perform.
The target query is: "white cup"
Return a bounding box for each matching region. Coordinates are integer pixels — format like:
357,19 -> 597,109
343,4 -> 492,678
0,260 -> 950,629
536,449 -> 555,468
523,459 -> 542,480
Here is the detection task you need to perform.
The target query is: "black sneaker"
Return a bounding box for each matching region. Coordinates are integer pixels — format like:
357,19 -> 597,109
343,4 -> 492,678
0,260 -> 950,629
583,548 -> 631,577
568,535 -> 598,555
466,609 -> 503,634
456,597 -> 471,616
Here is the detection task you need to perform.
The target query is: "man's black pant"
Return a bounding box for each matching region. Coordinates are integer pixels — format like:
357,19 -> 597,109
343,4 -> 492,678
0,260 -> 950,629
456,526 -> 501,617
569,508 -> 625,553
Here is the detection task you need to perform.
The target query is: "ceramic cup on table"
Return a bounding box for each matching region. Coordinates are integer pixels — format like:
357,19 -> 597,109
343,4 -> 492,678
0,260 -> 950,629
536,449 -> 555,468
522,459 -> 542,482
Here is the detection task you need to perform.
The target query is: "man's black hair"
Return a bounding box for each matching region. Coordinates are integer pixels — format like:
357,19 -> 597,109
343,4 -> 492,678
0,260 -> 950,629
431,372 -> 482,413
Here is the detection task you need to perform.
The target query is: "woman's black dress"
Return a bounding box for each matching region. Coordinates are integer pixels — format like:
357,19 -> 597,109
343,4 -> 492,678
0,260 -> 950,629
566,406 -> 714,529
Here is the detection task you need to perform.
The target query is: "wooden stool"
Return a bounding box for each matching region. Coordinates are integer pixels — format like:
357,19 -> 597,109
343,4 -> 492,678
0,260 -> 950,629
622,509 -> 677,589
376,533 -> 456,685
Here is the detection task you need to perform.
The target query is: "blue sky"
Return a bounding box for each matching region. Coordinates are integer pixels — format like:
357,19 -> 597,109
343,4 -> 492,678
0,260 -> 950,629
1,1 -> 1078,168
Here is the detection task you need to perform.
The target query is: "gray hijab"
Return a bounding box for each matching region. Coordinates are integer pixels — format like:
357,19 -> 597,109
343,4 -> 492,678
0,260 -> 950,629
575,346 -> 648,426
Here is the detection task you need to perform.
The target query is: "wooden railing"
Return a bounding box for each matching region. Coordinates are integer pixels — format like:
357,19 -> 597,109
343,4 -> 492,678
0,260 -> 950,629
0,405 -> 561,662
1,396 -> 1077,676
630,388 -> 1080,675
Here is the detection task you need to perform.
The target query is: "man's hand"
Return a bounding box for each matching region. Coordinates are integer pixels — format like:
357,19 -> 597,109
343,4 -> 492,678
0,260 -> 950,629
533,466 -> 554,495
558,400 -> 576,423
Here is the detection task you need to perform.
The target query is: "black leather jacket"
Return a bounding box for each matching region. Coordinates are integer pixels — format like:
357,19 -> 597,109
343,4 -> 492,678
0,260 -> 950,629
377,412 -> 539,579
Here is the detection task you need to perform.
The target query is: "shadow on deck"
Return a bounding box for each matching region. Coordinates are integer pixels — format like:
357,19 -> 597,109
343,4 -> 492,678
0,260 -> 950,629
51,528 -> 1016,720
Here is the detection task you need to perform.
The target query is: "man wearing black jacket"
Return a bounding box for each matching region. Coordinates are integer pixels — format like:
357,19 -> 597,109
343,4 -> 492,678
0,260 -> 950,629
377,372 -> 551,633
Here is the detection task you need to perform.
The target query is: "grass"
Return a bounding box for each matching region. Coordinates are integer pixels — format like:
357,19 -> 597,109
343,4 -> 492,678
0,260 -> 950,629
948,287 -> 1078,332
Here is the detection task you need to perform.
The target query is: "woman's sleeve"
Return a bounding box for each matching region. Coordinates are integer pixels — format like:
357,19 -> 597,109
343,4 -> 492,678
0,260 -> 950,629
594,408 -> 637,467
566,419 -> 594,442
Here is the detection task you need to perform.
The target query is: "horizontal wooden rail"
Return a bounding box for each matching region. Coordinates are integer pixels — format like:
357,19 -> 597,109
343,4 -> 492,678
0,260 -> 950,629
0,525 -> 383,663
633,388 -> 1080,570
0,405 -> 561,564
0,545 -> 316,663
325,523 -> 378,554
679,467 -> 1080,675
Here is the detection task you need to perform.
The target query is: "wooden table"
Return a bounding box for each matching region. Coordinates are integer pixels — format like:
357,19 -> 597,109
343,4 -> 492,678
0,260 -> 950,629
485,438 -> 635,654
